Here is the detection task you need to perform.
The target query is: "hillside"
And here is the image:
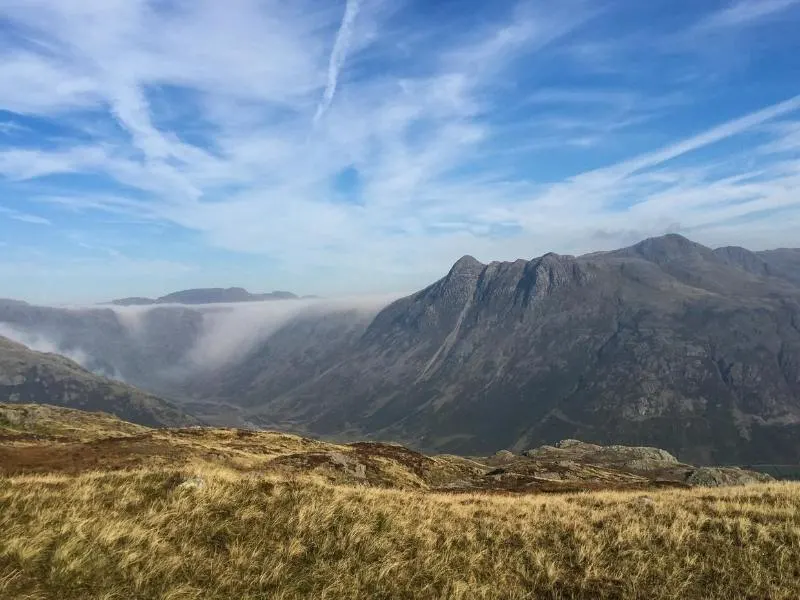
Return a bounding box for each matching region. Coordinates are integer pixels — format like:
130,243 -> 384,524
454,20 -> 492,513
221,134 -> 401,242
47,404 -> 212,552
0,404 -> 797,600
0,337 -> 197,428
0,403 -> 772,488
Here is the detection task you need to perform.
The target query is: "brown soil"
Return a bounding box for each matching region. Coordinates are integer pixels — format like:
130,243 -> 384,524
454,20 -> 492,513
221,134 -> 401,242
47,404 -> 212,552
0,434 -> 188,475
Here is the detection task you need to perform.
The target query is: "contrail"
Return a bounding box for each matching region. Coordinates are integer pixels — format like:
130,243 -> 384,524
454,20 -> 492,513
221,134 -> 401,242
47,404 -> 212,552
314,0 -> 362,124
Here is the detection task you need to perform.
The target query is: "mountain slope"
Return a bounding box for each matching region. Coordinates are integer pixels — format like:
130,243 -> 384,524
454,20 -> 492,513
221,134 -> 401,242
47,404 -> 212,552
241,235 -> 800,464
0,336 -> 197,427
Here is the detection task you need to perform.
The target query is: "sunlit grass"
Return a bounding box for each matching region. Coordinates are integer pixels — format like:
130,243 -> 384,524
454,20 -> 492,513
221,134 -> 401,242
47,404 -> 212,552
2,467 -> 799,599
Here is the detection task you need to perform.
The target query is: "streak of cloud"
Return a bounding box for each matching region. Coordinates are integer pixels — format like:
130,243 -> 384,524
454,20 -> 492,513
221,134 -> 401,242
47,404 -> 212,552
314,0 -> 363,124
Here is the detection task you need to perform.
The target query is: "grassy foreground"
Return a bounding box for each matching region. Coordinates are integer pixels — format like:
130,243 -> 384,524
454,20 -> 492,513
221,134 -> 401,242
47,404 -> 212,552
2,467 -> 800,600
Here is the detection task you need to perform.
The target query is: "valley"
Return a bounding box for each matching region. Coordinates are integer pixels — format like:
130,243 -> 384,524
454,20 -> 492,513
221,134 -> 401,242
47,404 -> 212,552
2,234 -> 800,464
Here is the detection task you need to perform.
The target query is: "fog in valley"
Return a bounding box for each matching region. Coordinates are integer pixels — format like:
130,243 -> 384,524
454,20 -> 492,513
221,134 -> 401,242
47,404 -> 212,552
0,295 -> 399,400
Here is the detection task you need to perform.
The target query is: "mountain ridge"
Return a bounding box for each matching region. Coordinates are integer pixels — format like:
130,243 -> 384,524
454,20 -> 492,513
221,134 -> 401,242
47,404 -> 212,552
235,234 -> 800,464
111,287 -> 300,306
0,335 -> 198,428
2,234 -> 800,464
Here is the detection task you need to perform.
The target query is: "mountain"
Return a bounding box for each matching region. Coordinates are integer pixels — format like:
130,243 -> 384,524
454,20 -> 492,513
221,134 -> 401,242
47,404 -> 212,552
111,287 -> 299,306
0,335 -> 197,427
755,248 -> 800,286
0,300 -> 207,388
182,305 -> 382,420
233,234 -> 800,464
2,235 -> 800,465
110,297 -> 154,306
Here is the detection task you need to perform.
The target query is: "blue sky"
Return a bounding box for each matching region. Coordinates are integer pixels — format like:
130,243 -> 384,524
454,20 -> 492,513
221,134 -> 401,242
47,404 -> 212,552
0,0 -> 799,304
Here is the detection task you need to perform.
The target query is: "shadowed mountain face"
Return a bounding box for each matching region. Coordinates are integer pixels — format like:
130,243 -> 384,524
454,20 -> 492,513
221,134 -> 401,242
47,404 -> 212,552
237,235 -> 800,464
0,336 -> 197,428
111,287 -> 299,306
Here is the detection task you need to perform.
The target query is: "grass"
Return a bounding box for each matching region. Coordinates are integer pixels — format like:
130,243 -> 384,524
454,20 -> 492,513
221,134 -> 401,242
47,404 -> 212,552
1,467 -> 800,599
0,404 -> 149,440
2,404 -> 799,599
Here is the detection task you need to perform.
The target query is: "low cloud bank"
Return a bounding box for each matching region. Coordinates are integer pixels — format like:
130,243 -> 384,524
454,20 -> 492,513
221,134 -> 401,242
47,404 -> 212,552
0,322 -> 92,367
0,295 -> 400,390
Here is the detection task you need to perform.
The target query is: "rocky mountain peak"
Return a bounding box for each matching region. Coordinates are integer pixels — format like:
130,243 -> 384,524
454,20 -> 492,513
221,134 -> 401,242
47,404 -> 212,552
448,255 -> 485,276
624,233 -> 714,264
518,252 -> 588,301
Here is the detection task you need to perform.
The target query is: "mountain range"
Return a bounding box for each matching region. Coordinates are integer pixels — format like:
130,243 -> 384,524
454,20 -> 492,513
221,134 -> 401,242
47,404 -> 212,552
1,234 -> 799,464
110,287 -> 300,306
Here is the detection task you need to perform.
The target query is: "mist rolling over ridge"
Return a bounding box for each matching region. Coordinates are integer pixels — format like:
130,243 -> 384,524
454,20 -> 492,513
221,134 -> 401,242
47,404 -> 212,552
0,295 -> 398,413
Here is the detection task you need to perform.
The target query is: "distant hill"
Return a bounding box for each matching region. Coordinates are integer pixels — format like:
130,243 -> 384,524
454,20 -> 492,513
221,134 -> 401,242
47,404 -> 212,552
110,297 -> 154,306
111,287 -> 299,306
0,335 -> 198,428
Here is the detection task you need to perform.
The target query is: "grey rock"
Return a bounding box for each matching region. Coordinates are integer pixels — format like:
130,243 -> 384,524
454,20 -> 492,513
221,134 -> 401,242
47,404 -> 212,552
177,477 -> 206,490
493,450 -> 516,461
686,467 -> 774,487
328,452 -> 367,479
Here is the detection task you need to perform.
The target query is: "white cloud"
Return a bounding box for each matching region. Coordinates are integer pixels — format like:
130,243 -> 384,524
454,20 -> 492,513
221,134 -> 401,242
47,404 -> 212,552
0,205 -> 52,225
314,0 -> 363,124
585,94 -> 800,182
0,0 -> 798,300
694,0 -> 800,31
0,323 -> 92,367
0,121 -> 27,135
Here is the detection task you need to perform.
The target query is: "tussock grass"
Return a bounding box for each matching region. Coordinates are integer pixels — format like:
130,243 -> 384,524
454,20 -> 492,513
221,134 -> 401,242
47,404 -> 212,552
2,468 -> 800,599
0,404 -> 149,441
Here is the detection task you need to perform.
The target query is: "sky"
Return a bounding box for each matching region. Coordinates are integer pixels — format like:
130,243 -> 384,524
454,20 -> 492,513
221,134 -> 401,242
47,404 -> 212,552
0,0 -> 799,304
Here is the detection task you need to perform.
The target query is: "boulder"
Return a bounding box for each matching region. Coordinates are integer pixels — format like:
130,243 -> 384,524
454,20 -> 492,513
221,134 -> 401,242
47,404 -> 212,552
177,477 -> 206,490
686,467 -> 773,487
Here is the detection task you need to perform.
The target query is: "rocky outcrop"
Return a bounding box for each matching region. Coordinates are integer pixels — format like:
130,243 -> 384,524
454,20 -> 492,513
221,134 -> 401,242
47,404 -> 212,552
685,467 -> 773,487
523,439 -> 679,470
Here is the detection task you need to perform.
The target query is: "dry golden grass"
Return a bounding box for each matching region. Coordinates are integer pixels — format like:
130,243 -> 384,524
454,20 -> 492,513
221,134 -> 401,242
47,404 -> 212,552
2,466 -> 800,600
2,405 -> 798,598
0,404 -> 149,441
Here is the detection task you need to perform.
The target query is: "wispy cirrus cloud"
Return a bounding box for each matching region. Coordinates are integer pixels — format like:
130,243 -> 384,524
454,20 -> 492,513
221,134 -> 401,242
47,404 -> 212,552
314,0 -> 363,124
0,0 -> 798,302
693,0 -> 800,31
0,205 -> 51,226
